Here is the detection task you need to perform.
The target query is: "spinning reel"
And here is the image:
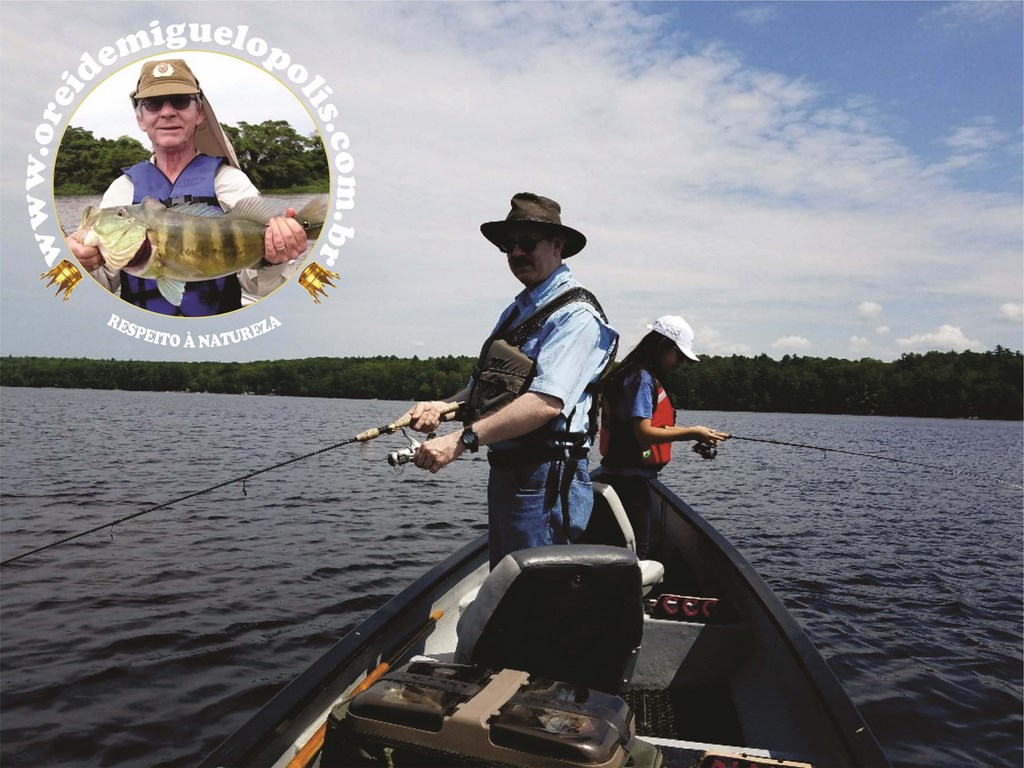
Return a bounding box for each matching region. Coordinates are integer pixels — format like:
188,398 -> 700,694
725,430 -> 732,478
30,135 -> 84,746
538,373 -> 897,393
387,429 -> 434,469
692,441 -> 718,460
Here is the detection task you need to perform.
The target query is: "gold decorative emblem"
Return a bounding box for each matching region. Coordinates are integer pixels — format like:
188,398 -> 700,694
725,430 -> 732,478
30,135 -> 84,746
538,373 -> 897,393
299,262 -> 340,304
153,62 -> 174,78
41,260 -> 83,302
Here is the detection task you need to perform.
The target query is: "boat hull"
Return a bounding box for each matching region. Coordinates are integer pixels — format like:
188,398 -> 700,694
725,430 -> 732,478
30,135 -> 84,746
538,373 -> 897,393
201,481 -> 888,767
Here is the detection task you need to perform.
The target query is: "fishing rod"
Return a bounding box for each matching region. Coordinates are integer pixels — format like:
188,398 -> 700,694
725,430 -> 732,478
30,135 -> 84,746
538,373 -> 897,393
0,403 -> 463,568
720,434 -> 1022,489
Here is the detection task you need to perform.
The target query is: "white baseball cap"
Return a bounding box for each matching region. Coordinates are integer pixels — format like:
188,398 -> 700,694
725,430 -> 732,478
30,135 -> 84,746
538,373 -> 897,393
647,315 -> 700,362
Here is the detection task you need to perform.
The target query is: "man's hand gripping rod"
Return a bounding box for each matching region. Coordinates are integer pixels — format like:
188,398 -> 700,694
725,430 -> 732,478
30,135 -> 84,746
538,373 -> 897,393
354,402 -> 463,469
354,399 -> 462,442
353,401 -> 462,442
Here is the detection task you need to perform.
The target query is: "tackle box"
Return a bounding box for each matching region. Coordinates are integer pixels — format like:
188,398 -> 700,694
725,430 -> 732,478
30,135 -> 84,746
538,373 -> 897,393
320,660 -> 663,768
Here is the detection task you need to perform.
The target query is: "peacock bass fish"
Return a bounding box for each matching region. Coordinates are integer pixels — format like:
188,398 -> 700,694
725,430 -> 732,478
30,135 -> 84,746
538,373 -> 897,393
77,195 -> 328,306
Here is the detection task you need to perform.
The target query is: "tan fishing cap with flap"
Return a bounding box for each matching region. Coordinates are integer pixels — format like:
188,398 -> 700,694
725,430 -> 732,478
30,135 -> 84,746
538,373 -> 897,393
130,58 -> 240,169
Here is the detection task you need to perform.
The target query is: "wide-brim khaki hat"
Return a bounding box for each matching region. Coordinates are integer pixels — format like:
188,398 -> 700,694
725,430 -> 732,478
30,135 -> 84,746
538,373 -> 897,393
481,193 -> 587,257
131,59 -> 241,170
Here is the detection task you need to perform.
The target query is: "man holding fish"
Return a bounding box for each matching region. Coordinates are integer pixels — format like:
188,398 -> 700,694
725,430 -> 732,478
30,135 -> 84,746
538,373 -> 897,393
66,58 -> 314,316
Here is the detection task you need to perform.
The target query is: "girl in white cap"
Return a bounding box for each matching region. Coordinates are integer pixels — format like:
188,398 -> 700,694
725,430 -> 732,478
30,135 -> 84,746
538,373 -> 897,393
596,315 -> 728,558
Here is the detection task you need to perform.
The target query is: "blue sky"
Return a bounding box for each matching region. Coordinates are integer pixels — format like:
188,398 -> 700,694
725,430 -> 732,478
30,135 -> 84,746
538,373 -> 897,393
1,1 -> 1020,364
665,1 -> 1022,183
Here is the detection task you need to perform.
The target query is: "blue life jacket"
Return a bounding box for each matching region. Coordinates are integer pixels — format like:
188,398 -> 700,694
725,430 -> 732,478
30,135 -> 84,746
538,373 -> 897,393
120,154 -> 242,316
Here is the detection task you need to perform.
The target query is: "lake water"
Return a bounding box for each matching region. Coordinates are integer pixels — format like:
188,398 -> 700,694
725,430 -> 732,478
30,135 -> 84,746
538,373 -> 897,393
1,388 -> 1021,767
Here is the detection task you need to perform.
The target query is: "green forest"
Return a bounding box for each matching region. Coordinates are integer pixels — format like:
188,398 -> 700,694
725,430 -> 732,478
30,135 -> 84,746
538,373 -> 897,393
2,349 -> 1021,420
54,121 -> 330,195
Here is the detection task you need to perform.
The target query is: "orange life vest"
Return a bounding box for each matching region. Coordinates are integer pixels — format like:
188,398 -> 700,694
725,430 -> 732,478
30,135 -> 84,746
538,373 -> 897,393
642,383 -> 676,465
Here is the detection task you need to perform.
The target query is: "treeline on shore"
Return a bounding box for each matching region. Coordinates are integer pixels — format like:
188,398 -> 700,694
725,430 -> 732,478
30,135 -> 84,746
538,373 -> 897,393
55,122 -> 330,196
2,348 -> 1021,420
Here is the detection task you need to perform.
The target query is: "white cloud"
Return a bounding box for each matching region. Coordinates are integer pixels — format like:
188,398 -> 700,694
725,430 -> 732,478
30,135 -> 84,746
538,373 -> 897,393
771,336 -> 812,352
875,326 -> 891,336
895,325 -> 985,352
921,1 -> 1020,30
849,336 -> 873,355
732,5 -> 780,26
694,325 -> 752,357
998,303 -> 1024,322
943,117 -> 1007,154
858,301 -> 884,321
925,117 -> 1014,174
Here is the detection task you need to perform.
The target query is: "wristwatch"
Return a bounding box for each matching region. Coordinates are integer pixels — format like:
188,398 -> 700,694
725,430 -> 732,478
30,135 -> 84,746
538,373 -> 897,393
460,426 -> 480,453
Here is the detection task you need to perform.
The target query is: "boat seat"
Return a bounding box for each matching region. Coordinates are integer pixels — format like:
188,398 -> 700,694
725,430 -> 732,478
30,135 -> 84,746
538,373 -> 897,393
457,585 -> 482,618
454,544 -> 644,694
590,481 -> 665,595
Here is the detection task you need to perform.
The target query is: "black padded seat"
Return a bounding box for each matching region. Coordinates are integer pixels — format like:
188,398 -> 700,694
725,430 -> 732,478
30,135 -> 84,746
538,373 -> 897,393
454,545 -> 644,694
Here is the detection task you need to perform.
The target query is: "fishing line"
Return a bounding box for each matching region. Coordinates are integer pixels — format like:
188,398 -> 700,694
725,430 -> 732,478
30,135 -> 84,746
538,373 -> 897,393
1,403 -> 462,568
726,434 -> 1023,489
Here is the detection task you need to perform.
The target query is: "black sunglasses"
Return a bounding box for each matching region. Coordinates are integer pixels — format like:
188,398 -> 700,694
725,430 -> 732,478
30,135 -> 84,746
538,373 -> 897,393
139,95 -> 197,113
500,235 -> 550,254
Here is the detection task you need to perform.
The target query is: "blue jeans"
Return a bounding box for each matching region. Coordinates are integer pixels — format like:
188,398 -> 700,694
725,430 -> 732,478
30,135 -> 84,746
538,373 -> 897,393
487,458 -> 593,569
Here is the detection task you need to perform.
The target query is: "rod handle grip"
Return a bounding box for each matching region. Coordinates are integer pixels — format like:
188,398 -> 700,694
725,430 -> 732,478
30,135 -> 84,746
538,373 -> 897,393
354,401 -> 462,442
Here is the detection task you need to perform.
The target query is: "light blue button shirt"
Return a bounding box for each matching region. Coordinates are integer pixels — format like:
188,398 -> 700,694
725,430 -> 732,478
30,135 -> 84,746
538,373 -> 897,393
484,265 -> 618,449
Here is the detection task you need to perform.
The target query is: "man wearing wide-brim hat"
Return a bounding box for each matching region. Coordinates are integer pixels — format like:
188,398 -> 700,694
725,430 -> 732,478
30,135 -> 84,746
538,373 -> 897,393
66,58 -> 308,316
404,192 -> 619,568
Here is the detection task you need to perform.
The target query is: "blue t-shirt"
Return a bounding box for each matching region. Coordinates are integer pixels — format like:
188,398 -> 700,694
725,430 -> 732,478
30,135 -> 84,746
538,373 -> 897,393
597,368 -> 660,479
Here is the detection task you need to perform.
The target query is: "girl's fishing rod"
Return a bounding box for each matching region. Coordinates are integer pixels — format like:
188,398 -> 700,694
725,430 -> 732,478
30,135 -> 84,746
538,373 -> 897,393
0,403 -> 462,568
723,434 -> 1022,489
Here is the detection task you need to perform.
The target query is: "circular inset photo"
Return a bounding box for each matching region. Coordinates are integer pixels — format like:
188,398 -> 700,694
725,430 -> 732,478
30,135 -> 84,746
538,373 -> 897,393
56,51 -> 329,318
